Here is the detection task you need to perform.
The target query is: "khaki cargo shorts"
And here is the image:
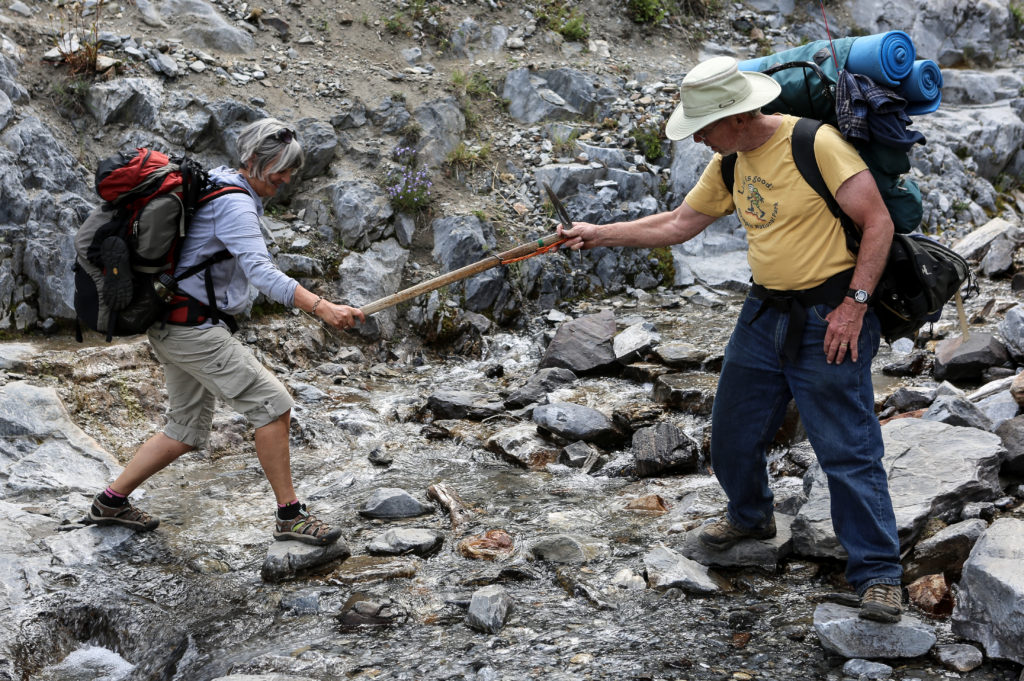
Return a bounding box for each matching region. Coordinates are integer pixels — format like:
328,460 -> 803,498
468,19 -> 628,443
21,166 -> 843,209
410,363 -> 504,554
147,324 -> 294,448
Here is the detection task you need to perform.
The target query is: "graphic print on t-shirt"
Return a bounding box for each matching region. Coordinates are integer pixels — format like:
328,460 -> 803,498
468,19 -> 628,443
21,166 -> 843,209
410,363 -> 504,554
735,174 -> 778,230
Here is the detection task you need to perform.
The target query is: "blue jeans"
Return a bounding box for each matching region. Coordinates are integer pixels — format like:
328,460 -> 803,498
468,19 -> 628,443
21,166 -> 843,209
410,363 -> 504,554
710,296 -> 902,593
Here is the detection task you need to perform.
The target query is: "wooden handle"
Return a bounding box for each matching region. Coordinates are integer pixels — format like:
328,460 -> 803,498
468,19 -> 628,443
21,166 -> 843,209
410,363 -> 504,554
359,232 -> 564,316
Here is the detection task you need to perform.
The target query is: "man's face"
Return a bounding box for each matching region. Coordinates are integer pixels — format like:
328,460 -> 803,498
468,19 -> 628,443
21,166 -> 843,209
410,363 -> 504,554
692,115 -> 737,155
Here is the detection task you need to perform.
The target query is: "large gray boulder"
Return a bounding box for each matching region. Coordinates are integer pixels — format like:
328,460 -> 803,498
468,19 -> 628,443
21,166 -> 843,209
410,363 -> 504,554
847,0 -> 1011,68
951,518 -> 1024,664
161,0 -> 255,52
793,419 -> 1003,558
814,603 -> 936,659
0,382 -> 122,499
335,238 -> 408,340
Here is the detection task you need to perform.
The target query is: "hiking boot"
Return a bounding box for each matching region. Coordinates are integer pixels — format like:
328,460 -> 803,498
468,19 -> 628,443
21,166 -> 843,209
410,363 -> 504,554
859,584 -> 903,623
87,494 -> 160,531
100,235 -> 133,311
274,504 -> 342,546
698,515 -> 776,551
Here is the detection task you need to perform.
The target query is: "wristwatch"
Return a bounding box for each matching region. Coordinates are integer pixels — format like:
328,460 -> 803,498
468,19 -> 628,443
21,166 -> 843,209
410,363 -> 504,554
846,288 -> 871,304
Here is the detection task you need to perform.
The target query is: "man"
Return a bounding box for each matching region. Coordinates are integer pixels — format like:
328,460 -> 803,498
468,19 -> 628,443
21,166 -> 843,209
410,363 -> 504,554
88,118 -> 364,546
558,57 -> 903,622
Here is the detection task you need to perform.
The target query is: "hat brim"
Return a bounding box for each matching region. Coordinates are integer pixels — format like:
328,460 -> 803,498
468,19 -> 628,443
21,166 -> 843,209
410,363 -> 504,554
664,71 -> 782,141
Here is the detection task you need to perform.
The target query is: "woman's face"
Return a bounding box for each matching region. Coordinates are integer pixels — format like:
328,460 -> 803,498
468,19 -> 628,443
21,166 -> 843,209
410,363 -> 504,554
244,163 -> 294,198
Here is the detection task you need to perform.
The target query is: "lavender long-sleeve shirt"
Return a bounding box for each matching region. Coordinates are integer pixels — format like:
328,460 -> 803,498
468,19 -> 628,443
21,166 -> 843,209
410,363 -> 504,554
174,167 -> 298,318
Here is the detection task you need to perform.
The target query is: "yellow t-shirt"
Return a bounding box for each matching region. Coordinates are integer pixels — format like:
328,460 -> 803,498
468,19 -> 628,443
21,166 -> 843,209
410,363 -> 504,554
685,115 -> 867,291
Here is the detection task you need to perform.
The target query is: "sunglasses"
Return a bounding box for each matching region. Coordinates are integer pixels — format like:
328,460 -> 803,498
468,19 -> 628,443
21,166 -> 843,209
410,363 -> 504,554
272,128 -> 296,144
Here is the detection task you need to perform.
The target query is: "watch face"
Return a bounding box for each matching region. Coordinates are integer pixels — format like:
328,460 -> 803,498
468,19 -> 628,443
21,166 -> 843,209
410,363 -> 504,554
854,290 -> 869,303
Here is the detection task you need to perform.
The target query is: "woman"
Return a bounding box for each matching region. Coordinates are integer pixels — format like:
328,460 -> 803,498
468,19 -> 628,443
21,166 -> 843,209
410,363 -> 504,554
88,118 -> 363,546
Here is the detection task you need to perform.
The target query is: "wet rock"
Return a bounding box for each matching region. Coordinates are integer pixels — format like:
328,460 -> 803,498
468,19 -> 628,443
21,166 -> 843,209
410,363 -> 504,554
651,373 -> 717,415
933,643 -> 984,672
933,332 -> 1011,383
610,568 -> 646,590
533,402 -> 621,447
653,341 -> 707,369
337,596 -> 408,627
679,514 -> 794,572
458,529 -> 515,561
359,488 -> 433,518
624,494 -> 668,513
631,422 -> 698,477
842,658 -> 893,680
883,386 -> 935,413
907,573 -> 954,617
902,518 -> 987,582
503,366 -> 576,409
538,310 -> 618,375
528,534 -> 608,564
621,361 -> 674,383
881,350 -> 932,377
813,603 -> 936,659
210,671 -> 315,675
951,518 -> 1024,664
922,394 -> 994,431
486,422 -> 559,469
961,501 -> 996,520
466,584 -> 513,634
366,528 -> 444,557
642,545 -> 720,594
427,389 -> 505,420
613,321 -> 659,364
261,538 -> 351,582
794,419 -> 1003,559
558,440 -> 605,473
44,525 -> 137,567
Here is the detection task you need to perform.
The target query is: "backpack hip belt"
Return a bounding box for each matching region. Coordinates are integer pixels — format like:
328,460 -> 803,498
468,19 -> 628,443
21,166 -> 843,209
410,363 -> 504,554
749,267 -> 854,363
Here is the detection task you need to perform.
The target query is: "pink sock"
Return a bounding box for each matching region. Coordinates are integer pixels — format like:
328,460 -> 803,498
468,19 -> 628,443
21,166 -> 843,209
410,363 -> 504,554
105,487 -> 127,499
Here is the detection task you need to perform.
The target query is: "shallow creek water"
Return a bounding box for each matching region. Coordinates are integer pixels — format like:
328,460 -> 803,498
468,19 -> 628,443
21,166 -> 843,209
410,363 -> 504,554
7,288 -> 1022,681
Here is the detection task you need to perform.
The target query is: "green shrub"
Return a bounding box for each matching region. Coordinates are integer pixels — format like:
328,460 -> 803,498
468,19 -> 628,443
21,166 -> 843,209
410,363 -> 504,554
627,0 -> 672,24
634,124 -> 664,161
537,1 -> 590,42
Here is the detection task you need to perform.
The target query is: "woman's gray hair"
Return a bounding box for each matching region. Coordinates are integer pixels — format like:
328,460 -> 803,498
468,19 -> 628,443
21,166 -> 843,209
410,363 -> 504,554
236,118 -> 304,181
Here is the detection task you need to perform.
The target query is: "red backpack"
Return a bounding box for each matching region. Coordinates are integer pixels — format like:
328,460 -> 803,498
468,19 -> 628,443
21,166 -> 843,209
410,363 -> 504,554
73,148 -> 247,341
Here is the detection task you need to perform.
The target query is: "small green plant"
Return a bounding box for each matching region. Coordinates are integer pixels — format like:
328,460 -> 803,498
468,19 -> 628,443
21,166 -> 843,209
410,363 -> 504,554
382,147 -> 433,212
627,0 -> 673,24
445,142 -> 490,172
49,0 -> 105,74
537,0 -> 590,42
382,13 -> 409,35
1011,2 -> 1024,34
634,124 -> 664,161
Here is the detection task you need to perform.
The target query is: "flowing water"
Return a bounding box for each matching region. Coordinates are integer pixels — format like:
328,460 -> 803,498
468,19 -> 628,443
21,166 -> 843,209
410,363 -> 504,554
5,287 -> 1022,681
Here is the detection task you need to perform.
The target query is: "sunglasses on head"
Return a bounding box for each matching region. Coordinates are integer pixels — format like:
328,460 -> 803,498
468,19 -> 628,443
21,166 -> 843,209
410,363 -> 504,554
272,128 -> 296,144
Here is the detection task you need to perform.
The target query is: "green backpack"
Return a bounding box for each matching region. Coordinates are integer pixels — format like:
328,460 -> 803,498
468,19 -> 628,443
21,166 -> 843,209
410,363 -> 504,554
720,118 -> 975,343
742,58 -> 923,233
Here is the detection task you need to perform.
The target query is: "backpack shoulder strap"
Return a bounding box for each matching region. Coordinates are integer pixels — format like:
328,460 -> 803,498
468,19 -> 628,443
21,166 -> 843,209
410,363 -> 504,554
720,153 -> 737,194
791,117 -> 861,250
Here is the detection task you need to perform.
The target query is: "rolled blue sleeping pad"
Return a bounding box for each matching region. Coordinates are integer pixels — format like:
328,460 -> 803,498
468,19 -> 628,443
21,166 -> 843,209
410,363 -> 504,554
845,30 -> 916,87
896,59 -> 943,115
737,37 -> 856,79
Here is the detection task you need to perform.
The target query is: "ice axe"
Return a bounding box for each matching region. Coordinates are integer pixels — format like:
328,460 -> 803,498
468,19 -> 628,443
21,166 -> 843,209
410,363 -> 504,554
358,185 -> 573,316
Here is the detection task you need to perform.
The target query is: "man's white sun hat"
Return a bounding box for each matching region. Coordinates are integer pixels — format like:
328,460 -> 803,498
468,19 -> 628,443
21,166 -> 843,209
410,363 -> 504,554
664,56 -> 782,140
